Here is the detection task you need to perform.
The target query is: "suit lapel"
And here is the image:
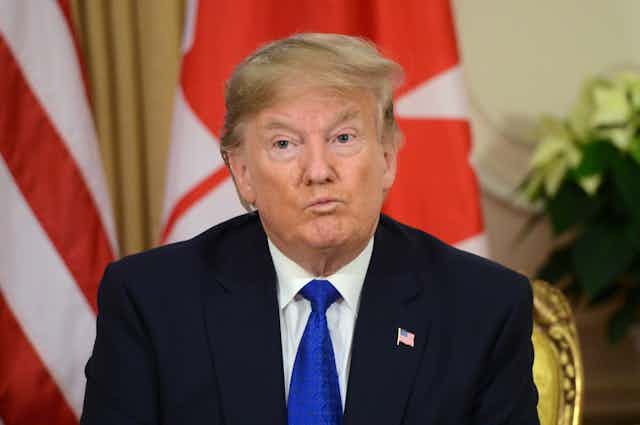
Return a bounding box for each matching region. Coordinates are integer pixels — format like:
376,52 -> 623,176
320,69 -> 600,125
201,215 -> 286,425
344,217 -> 441,425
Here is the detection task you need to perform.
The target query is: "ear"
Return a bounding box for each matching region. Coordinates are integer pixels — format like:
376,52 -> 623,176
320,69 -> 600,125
227,149 -> 256,206
381,131 -> 401,192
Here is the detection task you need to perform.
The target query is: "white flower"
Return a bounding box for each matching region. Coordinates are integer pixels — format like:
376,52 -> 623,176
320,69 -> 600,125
591,84 -> 632,127
528,117 -> 582,197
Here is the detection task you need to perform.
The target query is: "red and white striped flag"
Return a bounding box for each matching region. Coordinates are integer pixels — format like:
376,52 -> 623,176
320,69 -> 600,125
0,2 -> 117,424
162,0 -> 486,256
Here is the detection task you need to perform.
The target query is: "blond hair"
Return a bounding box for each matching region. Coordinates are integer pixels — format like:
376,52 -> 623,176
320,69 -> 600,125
220,33 -> 404,164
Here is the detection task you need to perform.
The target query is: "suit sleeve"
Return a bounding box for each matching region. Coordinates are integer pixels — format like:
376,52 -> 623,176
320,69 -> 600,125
80,263 -> 159,425
472,276 -> 540,425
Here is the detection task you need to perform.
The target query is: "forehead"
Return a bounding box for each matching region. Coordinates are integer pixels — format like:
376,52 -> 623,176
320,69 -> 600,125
254,86 -> 377,130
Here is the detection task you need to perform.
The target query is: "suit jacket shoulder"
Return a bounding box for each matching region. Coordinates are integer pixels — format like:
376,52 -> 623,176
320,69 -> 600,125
108,212 -> 265,287
377,213 -> 531,310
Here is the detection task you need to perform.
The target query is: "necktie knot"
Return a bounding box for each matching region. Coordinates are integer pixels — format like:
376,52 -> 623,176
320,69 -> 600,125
300,279 -> 340,314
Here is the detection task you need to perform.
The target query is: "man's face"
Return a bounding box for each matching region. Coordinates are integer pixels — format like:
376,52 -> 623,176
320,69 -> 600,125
228,86 -> 397,262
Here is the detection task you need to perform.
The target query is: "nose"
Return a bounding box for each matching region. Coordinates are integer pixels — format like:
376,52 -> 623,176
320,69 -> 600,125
301,138 -> 335,185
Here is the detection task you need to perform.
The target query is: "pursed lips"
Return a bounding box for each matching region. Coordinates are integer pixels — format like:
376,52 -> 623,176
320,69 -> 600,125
305,197 -> 343,212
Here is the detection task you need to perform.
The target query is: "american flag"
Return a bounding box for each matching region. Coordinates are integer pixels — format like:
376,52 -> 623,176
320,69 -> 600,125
0,1 -> 117,423
397,328 -> 415,348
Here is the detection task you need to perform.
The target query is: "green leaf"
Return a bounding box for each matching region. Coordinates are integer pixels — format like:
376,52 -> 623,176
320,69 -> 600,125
612,155 -> 640,223
573,140 -> 618,178
607,288 -> 640,343
572,222 -> 637,300
629,261 -> 640,281
537,245 -> 573,284
629,220 -> 640,251
546,182 -> 603,235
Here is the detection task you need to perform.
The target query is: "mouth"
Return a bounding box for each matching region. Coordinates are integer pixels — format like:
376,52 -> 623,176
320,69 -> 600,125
305,197 -> 342,213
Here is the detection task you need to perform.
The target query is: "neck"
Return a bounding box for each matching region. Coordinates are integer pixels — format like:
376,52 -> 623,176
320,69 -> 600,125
269,235 -> 372,277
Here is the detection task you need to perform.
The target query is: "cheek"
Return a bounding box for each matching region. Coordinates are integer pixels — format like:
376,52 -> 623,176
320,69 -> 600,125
252,165 -> 299,209
351,159 -> 387,207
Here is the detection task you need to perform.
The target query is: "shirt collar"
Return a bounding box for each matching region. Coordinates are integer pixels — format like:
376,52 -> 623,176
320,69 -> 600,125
268,237 -> 374,314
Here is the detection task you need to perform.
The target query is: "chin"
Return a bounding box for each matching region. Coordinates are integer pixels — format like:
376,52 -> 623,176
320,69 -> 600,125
301,217 -> 356,250
303,235 -> 345,251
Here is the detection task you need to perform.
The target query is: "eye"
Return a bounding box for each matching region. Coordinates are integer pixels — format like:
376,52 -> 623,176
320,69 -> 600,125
274,139 -> 290,149
268,137 -> 300,161
335,133 -> 354,144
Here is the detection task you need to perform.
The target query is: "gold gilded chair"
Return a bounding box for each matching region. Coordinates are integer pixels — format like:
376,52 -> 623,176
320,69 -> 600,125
531,279 -> 584,425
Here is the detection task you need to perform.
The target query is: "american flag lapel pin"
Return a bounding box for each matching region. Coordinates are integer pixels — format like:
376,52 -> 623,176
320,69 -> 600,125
397,327 -> 415,348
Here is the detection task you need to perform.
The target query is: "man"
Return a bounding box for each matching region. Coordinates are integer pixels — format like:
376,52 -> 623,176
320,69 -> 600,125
81,33 -> 539,424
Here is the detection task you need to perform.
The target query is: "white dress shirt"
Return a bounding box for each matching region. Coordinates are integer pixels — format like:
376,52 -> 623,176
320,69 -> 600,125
268,237 -> 374,409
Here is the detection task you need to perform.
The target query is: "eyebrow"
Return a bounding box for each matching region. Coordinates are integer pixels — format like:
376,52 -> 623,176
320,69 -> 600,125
328,109 -> 361,131
262,120 -> 299,133
261,108 -> 361,134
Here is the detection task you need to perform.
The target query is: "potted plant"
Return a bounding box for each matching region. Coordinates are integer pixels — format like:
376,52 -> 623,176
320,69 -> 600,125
521,72 -> 640,342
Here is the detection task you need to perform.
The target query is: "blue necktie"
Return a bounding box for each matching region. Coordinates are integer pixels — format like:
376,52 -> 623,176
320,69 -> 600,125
288,279 -> 342,425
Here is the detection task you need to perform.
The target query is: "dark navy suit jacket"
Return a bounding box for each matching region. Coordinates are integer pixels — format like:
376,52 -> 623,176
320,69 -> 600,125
81,212 -> 539,424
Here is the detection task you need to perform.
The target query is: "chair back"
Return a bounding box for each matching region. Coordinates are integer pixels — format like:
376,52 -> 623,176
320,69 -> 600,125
531,280 -> 583,425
